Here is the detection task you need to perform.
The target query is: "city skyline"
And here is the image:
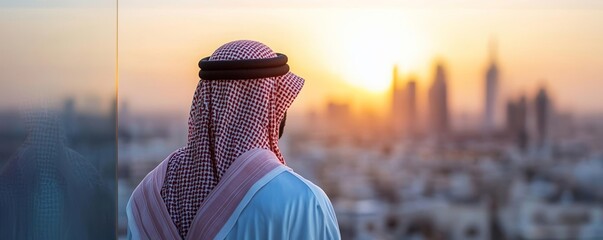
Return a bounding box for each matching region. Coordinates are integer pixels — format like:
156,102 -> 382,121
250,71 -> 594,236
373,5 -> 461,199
2,7 -> 602,117
116,8 -> 603,117
2,2 -> 603,239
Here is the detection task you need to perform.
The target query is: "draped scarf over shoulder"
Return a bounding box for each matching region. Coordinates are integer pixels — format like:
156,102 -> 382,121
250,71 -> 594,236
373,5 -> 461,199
160,40 -> 304,237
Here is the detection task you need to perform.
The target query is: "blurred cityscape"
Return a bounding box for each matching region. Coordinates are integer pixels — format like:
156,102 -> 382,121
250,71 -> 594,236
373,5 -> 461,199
117,41 -> 603,239
0,98 -> 116,239
0,98 -> 117,183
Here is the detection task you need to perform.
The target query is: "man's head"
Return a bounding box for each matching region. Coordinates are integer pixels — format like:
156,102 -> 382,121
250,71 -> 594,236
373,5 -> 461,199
190,40 -> 304,169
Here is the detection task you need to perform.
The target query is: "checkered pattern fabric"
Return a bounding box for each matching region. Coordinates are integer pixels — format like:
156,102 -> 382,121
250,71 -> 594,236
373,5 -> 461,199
24,110 -> 65,240
0,107 -> 108,239
160,40 -> 304,237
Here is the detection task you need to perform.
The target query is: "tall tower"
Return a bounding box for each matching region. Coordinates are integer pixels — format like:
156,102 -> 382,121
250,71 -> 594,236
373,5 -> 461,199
429,61 -> 449,135
506,95 -> 528,151
391,65 -> 405,137
535,86 -> 550,146
406,78 -> 417,137
484,38 -> 499,133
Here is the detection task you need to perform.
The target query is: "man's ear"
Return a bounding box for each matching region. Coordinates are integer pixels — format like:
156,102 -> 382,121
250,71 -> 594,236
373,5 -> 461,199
278,112 -> 287,139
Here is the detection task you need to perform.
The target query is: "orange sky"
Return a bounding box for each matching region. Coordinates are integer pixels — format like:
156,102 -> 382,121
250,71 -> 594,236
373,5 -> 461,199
0,9 -> 115,112
1,7 -> 601,118
117,7 -> 603,119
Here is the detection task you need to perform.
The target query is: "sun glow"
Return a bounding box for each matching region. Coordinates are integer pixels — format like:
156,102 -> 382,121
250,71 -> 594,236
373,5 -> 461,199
331,12 -> 428,93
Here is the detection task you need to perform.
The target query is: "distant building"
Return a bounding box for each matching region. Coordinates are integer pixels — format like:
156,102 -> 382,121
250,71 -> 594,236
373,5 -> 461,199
327,101 -> 350,121
535,86 -> 551,146
326,100 -> 351,135
62,98 -> 77,140
484,39 -> 499,133
429,61 -> 449,136
391,65 -> 405,137
506,95 -> 528,151
405,79 -> 418,137
391,66 -> 418,139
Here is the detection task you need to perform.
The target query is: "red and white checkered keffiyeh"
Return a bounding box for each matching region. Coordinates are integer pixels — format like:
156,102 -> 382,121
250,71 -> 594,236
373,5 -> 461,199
160,40 -> 304,237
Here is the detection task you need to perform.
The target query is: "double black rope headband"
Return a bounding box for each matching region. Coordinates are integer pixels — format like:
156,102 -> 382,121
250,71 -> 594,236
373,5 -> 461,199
199,53 -> 289,80
198,53 -> 289,177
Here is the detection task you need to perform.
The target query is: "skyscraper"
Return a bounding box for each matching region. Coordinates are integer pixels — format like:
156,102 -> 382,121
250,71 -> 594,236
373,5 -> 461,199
506,95 -> 528,151
484,38 -> 499,133
391,65 -> 404,137
405,78 -> 417,137
535,86 -> 550,146
391,66 -> 419,138
429,61 -> 449,135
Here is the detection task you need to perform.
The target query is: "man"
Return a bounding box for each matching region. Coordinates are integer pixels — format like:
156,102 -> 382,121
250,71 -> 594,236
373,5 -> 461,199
127,40 -> 340,239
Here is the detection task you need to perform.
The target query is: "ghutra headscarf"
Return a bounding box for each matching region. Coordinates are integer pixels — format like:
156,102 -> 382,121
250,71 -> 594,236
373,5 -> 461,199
160,40 -> 304,237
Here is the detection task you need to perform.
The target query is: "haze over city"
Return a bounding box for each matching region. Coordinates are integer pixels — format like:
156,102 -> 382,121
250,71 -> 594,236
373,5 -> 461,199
3,1 -> 603,239
115,7 -> 603,120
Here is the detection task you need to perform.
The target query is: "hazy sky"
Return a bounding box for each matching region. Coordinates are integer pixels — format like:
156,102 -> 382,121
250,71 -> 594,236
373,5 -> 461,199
0,8 -> 115,112
118,0 -> 603,10
1,1 -> 602,119
118,6 -> 603,119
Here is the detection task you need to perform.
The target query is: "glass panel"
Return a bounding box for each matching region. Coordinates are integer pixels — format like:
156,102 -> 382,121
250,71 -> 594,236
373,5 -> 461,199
0,1 -> 116,239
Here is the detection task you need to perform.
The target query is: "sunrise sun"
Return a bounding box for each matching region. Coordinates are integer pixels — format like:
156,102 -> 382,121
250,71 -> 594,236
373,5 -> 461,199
329,11 -> 427,93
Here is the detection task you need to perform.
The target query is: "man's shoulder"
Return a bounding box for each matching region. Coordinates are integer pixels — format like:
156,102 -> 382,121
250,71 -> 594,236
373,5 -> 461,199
257,169 -> 331,206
